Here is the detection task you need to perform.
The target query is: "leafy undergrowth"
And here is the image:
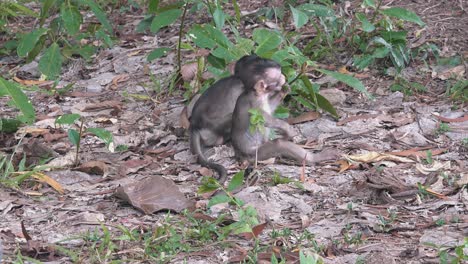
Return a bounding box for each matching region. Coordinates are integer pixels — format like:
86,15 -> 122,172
0,0 -> 467,263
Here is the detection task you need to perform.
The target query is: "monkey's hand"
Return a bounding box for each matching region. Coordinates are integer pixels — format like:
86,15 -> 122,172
277,126 -> 297,139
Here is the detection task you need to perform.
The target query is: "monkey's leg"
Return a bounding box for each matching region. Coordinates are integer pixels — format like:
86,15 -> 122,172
257,139 -> 337,164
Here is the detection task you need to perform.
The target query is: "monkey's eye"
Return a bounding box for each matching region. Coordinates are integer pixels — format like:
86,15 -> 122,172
266,82 -> 281,90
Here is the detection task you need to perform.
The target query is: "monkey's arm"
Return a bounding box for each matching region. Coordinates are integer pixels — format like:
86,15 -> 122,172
261,111 -> 297,139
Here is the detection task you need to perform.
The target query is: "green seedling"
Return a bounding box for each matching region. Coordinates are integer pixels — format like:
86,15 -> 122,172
55,113 -> 125,166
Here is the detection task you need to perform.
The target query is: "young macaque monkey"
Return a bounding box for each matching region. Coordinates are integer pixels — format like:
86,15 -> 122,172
189,55 -> 281,184
231,63 -> 338,165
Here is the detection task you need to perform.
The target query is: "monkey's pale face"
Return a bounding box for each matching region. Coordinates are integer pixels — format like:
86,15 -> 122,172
263,67 -> 286,92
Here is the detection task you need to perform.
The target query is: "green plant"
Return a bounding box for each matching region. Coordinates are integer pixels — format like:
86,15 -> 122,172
389,77 -> 426,96
425,150 -> 433,165
0,77 -> 36,133
462,138 -> 468,147
352,0 -> 425,73
198,170 -> 263,238
424,237 -> 468,264
376,209 -> 397,232
446,79 -> 468,103
436,123 -> 451,136
15,0 -> 113,79
138,1 -> 371,117
55,113 -> 124,165
0,0 -> 36,33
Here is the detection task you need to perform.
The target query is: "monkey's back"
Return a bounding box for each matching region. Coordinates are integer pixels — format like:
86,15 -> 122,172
190,76 -> 244,132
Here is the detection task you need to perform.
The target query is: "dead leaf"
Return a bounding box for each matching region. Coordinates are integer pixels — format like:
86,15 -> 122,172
21,220 -> 32,240
67,91 -> 107,97
118,159 -> 151,176
80,100 -> 122,112
77,161 -> 109,176
389,148 -> 447,158
287,111 -> 320,125
337,159 -> 352,172
198,167 -> 214,177
13,76 -> 53,86
240,222 -> 267,240
347,152 -> 414,163
179,106 -> 190,129
111,74 -> 130,89
181,62 -> 198,82
115,177 -> 194,214
415,161 -> 451,175
31,172 -> 65,194
43,132 -> 68,142
433,114 -> 468,123
338,66 -> 350,74
424,187 -> 448,200
432,65 -> 465,80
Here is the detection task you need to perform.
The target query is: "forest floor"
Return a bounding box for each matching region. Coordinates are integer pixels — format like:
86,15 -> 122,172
0,0 -> 467,263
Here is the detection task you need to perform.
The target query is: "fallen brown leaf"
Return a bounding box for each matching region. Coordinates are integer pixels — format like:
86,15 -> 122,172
81,100 -> 122,112
115,177 -> 194,214
287,111 -> 320,125
78,161 -> 109,176
181,62 -> 198,82
240,222 -> 267,240
13,76 -> 53,86
433,114 -> 468,123
32,172 -> 65,194
389,148 -> 447,158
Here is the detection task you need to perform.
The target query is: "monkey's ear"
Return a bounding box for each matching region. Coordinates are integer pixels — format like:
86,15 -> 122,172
254,79 -> 267,94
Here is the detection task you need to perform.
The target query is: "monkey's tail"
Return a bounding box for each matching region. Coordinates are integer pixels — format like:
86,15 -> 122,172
191,130 -> 228,185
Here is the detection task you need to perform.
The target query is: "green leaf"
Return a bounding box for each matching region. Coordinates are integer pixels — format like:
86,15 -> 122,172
363,0 -> 376,9
188,24 -> 233,50
150,9 -> 182,33
316,93 -> 338,118
80,0 -> 113,33
68,129 -> 80,146
136,15 -> 154,33
232,0 -> 241,23
290,5 -> 308,29
356,13 -> 375,32
10,2 -> 37,17
26,35 -> 46,63
227,170 -> 244,192
233,38 -> 255,57
38,43 -> 63,79
55,114 -> 81,125
0,78 -> 35,124
207,194 -> 231,208
40,0 -> 57,26
17,28 -> 48,57
197,176 -> 219,193
211,46 -> 237,61
297,3 -> 334,17
213,8 -> 225,29
380,7 -> 425,26
380,30 -> 407,42
60,3 -> 82,35
353,54 -> 374,69
87,128 -> 113,146
317,69 -> 373,99
372,46 -> 389,58
147,47 -> 171,61
0,118 -> 22,133
253,29 -> 283,57
274,105 -> 289,119
148,0 -> 159,14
